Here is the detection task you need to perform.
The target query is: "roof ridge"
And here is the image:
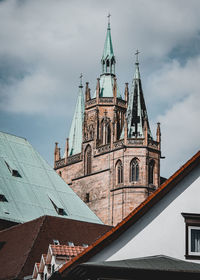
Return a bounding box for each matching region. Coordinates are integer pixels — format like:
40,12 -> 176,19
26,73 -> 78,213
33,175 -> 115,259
0,215 -> 46,234
0,130 -> 27,140
58,150 -> 200,276
16,216 -> 47,278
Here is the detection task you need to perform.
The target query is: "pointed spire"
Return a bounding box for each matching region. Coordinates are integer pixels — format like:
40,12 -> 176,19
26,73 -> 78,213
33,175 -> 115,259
126,51 -> 152,139
85,82 -> 91,102
91,17 -> 121,99
96,78 -> 100,103
134,50 -> 140,80
156,122 -> 161,150
54,142 -> 60,163
124,82 -> 129,103
101,14 -> 115,75
67,79 -> 85,156
64,138 -> 69,163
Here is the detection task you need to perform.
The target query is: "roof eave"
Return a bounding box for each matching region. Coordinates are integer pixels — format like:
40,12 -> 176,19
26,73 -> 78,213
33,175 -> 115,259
57,150 -> 200,278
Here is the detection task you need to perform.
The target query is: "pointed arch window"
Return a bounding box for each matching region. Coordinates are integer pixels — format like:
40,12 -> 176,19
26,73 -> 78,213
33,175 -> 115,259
116,160 -> 123,185
130,158 -> 139,182
149,159 -> 155,185
85,145 -> 92,175
105,123 -> 111,144
100,120 -> 104,144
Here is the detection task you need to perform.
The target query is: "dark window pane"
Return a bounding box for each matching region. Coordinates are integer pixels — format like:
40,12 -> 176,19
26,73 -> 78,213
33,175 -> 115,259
191,229 -> 200,252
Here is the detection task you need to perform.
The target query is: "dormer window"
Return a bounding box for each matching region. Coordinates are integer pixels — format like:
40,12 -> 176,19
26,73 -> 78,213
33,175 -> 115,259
5,161 -> 21,177
0,194 -> 8,202
53,239 -> 60,245
48,194 -> 65,216
68,241 -> 74,247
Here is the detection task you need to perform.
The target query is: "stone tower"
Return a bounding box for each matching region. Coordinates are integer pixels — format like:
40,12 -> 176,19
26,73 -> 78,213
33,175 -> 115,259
54,21 -> 161,226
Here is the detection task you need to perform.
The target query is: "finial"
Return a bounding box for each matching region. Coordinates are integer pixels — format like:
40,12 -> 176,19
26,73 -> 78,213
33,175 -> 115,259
135,49 -> 140,64
107,13 -> 111,28
79,73 -> 83,88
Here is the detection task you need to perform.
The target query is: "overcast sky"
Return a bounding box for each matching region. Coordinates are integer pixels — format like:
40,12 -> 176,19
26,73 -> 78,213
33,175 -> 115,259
0,0 -> 200,178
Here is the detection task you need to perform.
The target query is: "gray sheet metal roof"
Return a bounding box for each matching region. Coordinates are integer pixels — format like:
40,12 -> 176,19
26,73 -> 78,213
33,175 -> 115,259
0,131 -> 102,224
85,255 -> 200,273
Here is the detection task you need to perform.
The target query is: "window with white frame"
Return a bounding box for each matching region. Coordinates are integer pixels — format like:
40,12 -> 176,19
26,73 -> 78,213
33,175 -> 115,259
188,226 -> 200,255
182,213 -> 200,259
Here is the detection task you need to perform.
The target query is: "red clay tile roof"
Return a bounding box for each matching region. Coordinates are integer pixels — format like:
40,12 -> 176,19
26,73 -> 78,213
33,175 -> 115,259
58,150 -> 200,278
50,245 -> 85,257
0,215 -> 111,279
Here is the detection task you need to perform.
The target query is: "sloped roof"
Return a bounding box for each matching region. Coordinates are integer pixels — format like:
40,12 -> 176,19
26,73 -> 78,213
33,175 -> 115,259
93,74 -> 121,98
0,215 -> 111,279
101,22 -> 114,62
57,150 -> 200,278
50,245 -> 85,257
64,255 -> 200,279
126,61 -> 152,138
0,131 -> 102,225
67,85 -> 84,156
84,255 -> 200,272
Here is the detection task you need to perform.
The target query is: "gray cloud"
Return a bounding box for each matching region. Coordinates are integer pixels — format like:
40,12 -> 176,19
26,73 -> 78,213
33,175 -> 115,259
0,0 -> 200,176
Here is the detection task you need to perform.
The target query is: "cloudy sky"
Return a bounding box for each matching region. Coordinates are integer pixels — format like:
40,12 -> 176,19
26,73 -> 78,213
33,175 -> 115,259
0,0 -> 199,178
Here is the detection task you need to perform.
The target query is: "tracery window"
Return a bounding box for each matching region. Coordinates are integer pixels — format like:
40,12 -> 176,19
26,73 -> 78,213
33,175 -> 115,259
116,160 -> 123,185
85,145 -> 92,175
148,159 -> 155,184
130,158 -> 139,182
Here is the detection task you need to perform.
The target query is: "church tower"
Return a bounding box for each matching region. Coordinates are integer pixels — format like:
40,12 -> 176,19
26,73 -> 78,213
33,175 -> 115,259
54,20 -> 161,226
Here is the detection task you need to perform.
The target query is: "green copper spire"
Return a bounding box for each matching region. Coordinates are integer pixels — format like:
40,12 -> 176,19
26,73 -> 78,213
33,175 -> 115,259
101,14 -> 116,75
126,51 -> 152,138
68,75 -> 84,156
92,16 -> 121,99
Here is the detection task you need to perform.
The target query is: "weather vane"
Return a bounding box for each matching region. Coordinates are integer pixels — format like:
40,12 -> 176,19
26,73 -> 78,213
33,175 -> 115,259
135,49 -> 140,64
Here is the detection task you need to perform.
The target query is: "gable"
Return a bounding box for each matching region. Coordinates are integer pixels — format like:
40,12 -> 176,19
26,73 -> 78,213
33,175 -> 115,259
91,162 -> 200,262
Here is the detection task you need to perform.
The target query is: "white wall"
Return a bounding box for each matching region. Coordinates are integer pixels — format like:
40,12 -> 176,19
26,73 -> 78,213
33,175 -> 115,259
91,163 -> 200,263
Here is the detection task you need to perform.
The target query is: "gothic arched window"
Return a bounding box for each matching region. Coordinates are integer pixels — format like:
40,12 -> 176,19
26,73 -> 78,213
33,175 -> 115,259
116,160 -> 123,185
85,145 -> 92,175
149,160 -> 155,184
106,123 -> 111,144
130,158 -> 139,182
117,119 -> 121,140
100,120 -> 104,143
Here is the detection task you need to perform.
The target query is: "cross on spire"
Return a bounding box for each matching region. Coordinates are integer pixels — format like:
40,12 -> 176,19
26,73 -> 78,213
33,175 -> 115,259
79,73 -> 83,87
135,49 -> 140,64
107,13 -> 111,26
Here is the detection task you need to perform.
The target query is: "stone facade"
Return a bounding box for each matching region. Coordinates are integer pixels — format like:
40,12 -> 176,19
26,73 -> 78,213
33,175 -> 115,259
54,23 -> 161,226
54,94 -> 161,225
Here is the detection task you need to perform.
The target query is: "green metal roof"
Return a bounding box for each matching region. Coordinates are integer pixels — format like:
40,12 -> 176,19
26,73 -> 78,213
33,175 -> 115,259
0,131 -> 102,224
67,85 -> 84,156
93,74 -> 121,98
101,22 -> 114,61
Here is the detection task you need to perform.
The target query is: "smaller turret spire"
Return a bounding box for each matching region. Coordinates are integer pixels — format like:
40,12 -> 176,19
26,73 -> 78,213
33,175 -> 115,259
126,51 -> 152,139
67,79 -> 85,156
